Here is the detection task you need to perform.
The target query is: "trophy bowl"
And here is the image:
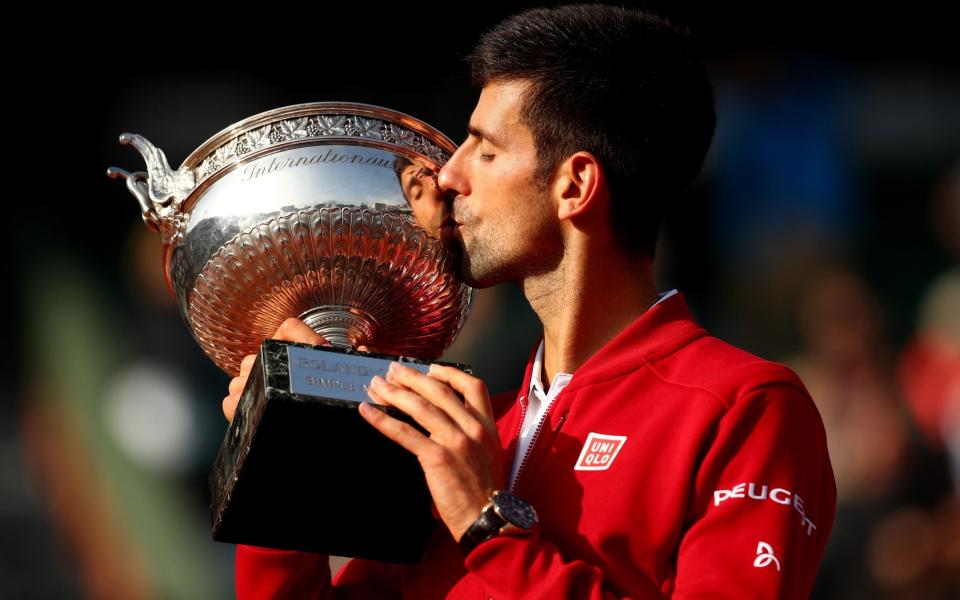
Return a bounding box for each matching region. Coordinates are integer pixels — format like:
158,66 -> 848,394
108,102 -> 473,375
109,103 -> 474,563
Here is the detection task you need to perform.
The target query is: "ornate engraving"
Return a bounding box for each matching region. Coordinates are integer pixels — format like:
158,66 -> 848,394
188,208 -> 470,374
193,111 -> 451,185
380,122 -> 397,143
277,117 -> 311,140
352,117 -> 382,139
245,125 -> 273,151
315,114 -> 347,136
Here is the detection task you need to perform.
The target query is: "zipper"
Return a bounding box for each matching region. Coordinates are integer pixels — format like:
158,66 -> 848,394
505,394 -> 527,467
509,396 -> 560,494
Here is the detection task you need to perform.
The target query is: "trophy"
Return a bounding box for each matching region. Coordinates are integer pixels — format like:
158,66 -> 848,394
108,103 -> 474,563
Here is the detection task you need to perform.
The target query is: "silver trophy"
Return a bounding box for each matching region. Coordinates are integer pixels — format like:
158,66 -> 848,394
108,103 -> 473,563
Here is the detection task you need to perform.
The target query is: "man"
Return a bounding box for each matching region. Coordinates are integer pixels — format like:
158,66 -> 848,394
223,5 -> 836,598
394,156 -> 447,238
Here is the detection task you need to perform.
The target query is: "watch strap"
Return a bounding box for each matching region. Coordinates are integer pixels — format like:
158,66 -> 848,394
458,501 -> 507,554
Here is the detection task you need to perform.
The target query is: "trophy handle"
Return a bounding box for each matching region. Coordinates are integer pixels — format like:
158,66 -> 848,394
106,167 -> 160,232
107,133 -> 196,244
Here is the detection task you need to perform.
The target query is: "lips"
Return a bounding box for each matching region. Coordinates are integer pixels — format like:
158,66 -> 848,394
437,216 -> 463,254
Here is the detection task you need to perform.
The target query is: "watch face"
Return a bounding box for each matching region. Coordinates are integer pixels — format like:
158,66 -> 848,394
493,491 -> 538,529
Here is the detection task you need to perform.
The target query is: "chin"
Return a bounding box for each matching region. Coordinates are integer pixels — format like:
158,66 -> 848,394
458,256 -> 510,289
458,266 -> 486,289
457,256 -> 486,288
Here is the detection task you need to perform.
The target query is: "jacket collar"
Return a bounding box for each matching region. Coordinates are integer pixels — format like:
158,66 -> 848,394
516,292 -> 707,397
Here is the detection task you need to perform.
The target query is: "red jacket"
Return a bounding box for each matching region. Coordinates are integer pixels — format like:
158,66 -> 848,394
236,293 -> 836,598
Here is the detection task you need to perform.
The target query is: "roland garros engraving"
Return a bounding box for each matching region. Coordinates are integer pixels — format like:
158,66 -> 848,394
287,345 -> 429,403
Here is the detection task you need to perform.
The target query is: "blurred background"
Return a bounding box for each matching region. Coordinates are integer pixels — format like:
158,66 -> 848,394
5,1 -> 958,598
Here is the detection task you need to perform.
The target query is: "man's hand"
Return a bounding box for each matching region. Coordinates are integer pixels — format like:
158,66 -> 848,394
222,318 -> 330,423
359,362 -> 505,542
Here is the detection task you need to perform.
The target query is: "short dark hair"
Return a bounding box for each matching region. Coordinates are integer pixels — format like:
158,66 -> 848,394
468,4 -> 716,257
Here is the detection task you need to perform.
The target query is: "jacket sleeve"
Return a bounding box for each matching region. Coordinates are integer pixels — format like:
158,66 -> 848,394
235,545 -> 404,600
464,381 -> 836,600
464,528 -> 667,599
670,381 -> 836,599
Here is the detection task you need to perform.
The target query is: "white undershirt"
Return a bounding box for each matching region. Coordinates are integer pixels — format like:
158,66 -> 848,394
508,289 -> 679,489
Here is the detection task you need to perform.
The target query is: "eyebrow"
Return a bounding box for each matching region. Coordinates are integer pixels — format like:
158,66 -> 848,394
467,125 -> 508,149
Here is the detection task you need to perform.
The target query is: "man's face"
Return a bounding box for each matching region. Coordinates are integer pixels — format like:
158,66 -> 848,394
399,161 -> 447,239
437,79 -> 562,287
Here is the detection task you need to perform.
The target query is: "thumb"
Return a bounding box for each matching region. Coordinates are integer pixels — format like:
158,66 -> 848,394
272,318 -> 330,346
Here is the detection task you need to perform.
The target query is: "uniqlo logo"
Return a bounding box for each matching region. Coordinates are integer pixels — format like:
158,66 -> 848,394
574,432 -> 627,471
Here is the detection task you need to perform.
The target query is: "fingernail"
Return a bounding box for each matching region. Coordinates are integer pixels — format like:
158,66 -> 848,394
370,375 -> 386,389
389,361 -> 410,374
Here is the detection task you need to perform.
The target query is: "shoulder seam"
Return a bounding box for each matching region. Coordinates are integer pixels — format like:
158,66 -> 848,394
640,355 -> 730,410
559,328 -> 709,395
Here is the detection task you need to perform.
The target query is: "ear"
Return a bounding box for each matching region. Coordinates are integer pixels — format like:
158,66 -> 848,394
554,151 -> 606,221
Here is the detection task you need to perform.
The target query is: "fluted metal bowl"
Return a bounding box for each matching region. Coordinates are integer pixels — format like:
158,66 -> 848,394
109,103 -> 473,375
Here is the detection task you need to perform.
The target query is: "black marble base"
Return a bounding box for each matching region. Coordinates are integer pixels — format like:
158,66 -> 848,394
209,340 -> 464,564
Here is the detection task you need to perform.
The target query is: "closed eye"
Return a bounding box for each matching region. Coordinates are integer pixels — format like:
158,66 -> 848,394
480,153 -> 495,162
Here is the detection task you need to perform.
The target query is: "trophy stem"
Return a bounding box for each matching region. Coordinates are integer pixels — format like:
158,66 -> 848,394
298,306 -> 379,348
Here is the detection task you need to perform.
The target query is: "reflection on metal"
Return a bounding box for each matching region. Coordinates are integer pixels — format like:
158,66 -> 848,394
110,103 -> 472,375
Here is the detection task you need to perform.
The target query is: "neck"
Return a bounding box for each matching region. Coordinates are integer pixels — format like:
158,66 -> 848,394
522,241 -> 659,392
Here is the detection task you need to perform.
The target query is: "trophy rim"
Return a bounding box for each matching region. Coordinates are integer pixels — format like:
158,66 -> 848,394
180,101 -> 459,171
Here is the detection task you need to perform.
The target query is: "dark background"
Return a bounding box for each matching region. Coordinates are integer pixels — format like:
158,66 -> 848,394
5,2 -> 958,598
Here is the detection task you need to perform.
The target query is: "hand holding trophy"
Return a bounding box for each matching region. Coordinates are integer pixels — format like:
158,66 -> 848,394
108,103 -> 474,563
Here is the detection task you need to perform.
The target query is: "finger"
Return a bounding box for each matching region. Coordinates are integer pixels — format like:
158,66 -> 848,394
368,375 -> 457,435
228,376 -> 246,396
272,318 -> 330,346
238,354 -> 257,378
385,362 -> 474,427
223,394 -> 238,423
366,386 -> 388,406
358,401 -> 434,456
427,364 -> 493,421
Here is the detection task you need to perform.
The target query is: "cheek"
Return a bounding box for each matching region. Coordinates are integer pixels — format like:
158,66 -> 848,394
514,191 -> 558,241
498,165 -> 542,203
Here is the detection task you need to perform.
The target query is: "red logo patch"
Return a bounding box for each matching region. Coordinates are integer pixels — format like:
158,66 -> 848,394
574,432 -> 627,471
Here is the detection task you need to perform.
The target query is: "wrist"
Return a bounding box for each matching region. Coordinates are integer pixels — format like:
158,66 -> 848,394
458,490 -> 538,555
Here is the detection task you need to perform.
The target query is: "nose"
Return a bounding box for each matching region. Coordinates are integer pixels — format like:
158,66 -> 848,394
437,144 -> 470,198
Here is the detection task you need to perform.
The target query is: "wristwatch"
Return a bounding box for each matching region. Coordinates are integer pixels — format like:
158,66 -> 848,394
458,490 -> 538,554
